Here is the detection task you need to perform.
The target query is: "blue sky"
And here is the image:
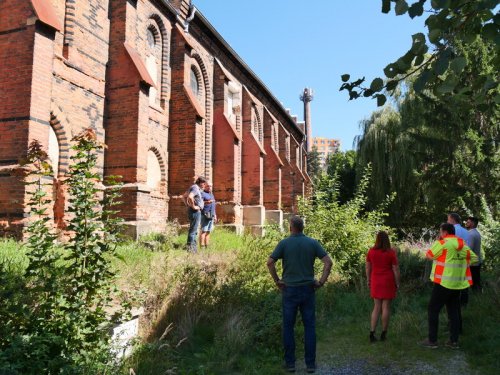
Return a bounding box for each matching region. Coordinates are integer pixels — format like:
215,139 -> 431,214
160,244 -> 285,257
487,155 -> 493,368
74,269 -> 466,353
194,0 -> 426,150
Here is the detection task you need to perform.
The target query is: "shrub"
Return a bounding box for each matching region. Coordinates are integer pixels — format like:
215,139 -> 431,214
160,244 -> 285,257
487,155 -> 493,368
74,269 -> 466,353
479,198 -> 500,275
300,165 -> 392,283
0,131 -> 126,374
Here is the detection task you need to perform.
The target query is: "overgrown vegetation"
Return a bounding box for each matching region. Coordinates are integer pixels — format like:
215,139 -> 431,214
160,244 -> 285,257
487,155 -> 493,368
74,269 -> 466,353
0,130 -> 126,374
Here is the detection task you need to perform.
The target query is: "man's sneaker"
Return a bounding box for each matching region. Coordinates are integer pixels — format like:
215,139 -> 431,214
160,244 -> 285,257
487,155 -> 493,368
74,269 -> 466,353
419,339 -> 438,349
306,367 -> 316,373
283,364 -> 295,373
445,341 -> 460,350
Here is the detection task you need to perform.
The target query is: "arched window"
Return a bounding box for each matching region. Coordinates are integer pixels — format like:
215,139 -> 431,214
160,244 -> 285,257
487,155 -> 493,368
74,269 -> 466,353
147,150 -> 162,190
251,107 -> 262,143
48,126 -> 59,177
272,124 -> 279,152
285,136 -> 290,161
190,67 -> 200,98
146,25 -> 161,106
147,29 -> 155,49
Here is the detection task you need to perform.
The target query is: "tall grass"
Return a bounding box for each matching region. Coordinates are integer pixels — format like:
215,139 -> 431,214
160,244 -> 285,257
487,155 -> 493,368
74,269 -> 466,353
0,239 -> 27,275
2,229 -> 499,374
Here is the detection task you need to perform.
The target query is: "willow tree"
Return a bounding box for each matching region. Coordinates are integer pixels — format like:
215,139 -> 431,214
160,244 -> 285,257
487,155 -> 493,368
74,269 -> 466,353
356,36 -> 499,231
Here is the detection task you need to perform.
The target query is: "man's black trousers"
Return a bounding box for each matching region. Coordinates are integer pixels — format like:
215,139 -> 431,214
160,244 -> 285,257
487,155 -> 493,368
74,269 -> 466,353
428,283 -> 461,343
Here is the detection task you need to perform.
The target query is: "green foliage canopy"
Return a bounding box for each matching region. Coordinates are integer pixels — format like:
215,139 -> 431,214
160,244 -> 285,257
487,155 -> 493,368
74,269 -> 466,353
341,0 -> 500,108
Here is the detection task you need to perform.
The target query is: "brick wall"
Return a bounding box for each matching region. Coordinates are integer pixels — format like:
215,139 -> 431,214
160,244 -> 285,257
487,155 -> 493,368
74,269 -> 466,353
263,109 -> 283,210
0,0 -> 309,238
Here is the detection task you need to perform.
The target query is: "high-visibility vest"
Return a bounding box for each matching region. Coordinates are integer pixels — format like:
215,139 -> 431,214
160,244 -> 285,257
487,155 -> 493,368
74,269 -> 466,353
426,235 -> 478,290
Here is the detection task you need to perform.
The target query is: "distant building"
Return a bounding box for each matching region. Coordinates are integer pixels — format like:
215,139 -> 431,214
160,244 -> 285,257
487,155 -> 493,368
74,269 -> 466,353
312,137 -> 340,168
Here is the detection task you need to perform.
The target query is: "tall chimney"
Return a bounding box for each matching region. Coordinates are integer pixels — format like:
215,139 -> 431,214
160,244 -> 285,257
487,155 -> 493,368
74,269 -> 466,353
300,88 -> 314,152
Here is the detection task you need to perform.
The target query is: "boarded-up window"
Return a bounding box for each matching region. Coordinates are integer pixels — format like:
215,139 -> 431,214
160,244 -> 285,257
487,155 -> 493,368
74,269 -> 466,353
147,150 -> 162,190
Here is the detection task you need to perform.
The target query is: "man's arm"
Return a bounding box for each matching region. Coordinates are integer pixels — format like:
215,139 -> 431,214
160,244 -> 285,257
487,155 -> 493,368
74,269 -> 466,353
186,192 -> 200,210
315,255 -> 333,288
426,241 -> 444,260
267,257 -> 285,290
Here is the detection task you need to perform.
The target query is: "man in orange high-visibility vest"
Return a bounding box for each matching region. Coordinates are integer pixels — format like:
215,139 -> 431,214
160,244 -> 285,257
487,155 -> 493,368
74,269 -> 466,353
420,223 -> 478,349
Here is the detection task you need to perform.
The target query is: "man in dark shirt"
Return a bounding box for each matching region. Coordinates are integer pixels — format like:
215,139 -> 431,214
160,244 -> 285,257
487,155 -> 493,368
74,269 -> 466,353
267,216 -> 333,373
200,183 -> 216,248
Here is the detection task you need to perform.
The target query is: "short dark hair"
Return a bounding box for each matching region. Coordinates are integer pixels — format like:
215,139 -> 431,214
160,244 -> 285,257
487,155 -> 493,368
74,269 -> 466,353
290,216 -> 304,232
448,213 -> 461,224
467,216 -> 479,227
195,176 -> 207,185
440,223 -> 455,235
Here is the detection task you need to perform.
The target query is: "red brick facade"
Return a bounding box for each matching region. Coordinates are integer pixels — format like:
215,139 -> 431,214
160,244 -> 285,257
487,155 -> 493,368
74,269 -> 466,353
0,0 -> 310,238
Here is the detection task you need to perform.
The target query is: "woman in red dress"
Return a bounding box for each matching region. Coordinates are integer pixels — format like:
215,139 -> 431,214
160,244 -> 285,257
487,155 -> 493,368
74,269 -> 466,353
365,231 -> 400,342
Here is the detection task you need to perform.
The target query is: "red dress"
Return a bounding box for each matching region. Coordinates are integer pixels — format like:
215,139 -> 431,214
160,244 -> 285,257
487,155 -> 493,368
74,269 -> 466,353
366,247 -> 398,299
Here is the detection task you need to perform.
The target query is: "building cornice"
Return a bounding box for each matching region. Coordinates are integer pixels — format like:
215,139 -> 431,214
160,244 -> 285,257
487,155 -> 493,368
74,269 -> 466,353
192,9 -> 305,139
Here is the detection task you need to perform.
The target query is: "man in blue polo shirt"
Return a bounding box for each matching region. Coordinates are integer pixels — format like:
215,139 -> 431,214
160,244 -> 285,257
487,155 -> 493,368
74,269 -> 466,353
267,216 -> 333,373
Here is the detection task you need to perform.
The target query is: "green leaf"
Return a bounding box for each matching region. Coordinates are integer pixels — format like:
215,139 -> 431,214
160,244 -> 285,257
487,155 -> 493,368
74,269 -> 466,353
428,28 -> 442,44
370,78 -> 385,92
383,63 -> 398,79
431,0 -> 450,10
413,70 -> 430,92
395,0 -> 409,15
433,55 -> 450,76
382,0 -> 391,14
482,23 -> 498,41
386,80 -> 398,91
450,56 -> 467,74
414,54 -> 425,66
396,57 -> 410,71
363,89 -> 374,97
341,74 -> 351,82
408,1 -> 424,18
376,94 -> 387,107
436,75 -> 458,94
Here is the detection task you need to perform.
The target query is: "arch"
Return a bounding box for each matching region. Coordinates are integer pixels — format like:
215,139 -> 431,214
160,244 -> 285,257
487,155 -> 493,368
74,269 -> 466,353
145,19 -> 162,106
145,14 -> 171,106
251,105 -> 263,144
49,105 -> 71,176
189,64 -> 202,100
48,126 -> 59,177
272,123 -> 279,152
191,51 -> 212,178
146,147 -> 166,190
285,135 -> 291,162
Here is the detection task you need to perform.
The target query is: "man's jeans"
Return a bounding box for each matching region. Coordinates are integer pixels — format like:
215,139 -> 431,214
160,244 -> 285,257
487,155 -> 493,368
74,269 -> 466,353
470,265 -> 482,291
428,283 -> 460,343
187,210 -> 201,253
282,285 -> 316,368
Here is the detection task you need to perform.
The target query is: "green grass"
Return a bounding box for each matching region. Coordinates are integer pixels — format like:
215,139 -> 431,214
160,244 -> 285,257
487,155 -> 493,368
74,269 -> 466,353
0,239 -> 28,275
2,232 -> 500,375
314,285 -> 500,375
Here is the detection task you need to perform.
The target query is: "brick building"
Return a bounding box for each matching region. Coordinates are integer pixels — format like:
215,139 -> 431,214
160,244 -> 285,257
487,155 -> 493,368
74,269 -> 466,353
0,0 -> 311,238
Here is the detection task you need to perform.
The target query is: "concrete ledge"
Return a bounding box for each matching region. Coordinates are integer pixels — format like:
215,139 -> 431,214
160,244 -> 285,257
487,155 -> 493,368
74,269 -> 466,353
218,224 -> 244,235
217,202 -> 243,226
265,210 -> 283,227
243,205 -> 265,226
244,225 -> 265,237
122,220 -> 167,239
